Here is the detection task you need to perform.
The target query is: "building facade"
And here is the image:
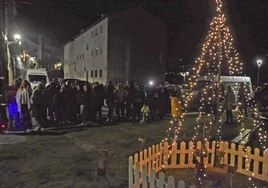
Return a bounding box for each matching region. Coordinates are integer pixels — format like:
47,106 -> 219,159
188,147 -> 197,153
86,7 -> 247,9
64,8 -> 166,84
20,35 -> 62,71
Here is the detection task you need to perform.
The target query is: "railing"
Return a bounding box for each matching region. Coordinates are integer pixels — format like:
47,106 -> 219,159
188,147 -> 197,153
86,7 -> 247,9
129,141 -> 268,188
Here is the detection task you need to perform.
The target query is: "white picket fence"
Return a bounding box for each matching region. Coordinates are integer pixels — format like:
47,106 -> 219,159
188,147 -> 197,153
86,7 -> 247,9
129,141 -> 268,188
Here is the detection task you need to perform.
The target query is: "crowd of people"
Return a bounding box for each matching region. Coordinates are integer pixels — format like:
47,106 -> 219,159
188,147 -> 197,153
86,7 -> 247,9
6,76 -> 259,132
7,79 -> 174,131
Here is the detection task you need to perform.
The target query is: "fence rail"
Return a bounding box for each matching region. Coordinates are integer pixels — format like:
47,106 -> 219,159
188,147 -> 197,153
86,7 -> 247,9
129,141 -> 268,188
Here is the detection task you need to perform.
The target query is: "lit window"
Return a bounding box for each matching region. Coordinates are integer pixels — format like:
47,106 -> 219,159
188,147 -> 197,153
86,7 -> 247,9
91,70 -> 93,78
99,69 -> 102,78
95,70 -> 98,77
100,25 -> 103,33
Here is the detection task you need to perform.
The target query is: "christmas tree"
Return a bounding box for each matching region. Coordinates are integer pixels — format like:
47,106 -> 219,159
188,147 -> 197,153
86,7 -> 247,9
183,0 -> 246,142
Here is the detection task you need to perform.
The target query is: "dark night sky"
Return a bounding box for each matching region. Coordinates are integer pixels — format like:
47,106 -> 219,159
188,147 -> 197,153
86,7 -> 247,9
16,0 -> 268,81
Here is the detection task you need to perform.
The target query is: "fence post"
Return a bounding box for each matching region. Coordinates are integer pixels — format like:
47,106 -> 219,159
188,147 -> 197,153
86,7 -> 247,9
156,144 -> 159,171
210,141 -> 216,167
253,148 -> 260,177
189,141 -> 194,168
237,144 -> 244,171
245,146 -> 252,177
144,149 -> 148,174
163,142 -> 169,168
263,150 -> 268,178
223,141 -> 229,165
141,165 -> 148,188
129,157 -> 134,188
148,147 -> 152,173
179,142 -> 186,168
158,171 -> 165,188
149,169 -> 156,188
171,142 -> 178,168
167,176 -> 175,188
177,180 -> 186,188
159,142 -> 164,168
189,185 -> 197,188
140,151 -> 144,172
135,162 -> 140,188
230,143 -> 236,167
152,144 -> 156,170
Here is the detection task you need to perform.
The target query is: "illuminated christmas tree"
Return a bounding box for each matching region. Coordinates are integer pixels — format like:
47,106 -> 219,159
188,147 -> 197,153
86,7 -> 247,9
183,0 -> 246,142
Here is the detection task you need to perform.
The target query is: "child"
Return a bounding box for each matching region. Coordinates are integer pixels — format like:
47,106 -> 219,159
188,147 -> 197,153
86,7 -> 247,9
170,91 -> 182,140
140,101 -> 150,123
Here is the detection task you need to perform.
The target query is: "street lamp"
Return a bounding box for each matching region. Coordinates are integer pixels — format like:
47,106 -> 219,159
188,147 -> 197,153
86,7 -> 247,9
180,72 -> 189,84
7,34 -> 21,46
149,80 -> 154,86
257,59 -> 263,86
14,34 -> 21,42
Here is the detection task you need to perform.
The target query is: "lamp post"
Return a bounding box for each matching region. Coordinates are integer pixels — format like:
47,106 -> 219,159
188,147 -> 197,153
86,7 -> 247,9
180,72 -> 189,84
257,59 -> 263,86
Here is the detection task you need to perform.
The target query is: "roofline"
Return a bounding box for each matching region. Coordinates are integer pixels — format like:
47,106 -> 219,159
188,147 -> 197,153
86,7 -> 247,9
64,16 -> 108,47
64,7 -> 165,47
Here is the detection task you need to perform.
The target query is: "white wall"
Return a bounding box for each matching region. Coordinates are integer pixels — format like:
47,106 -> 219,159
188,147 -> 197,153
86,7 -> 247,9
64,18 -> 108,84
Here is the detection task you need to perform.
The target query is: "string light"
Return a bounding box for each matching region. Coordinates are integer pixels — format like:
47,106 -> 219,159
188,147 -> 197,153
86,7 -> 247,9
159,1 -> 264,187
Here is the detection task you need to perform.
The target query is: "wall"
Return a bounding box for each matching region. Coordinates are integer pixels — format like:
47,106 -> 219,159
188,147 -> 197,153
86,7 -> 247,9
64,17 -> 108,84
108,8 -> 166,84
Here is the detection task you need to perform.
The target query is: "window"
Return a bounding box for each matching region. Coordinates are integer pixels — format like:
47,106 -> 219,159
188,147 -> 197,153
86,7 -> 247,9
91,49 -> 94,56
100,25 -> 103,33
95,28 -> 98,36
99,69 -> 102,78
91,70 -> 93,78
95,70 -> 98,77
100,46 -> 103,54
95,48 -> 98,56
82,53 -> 84,59
86,44 -> 89,50
92,31 -> 94,37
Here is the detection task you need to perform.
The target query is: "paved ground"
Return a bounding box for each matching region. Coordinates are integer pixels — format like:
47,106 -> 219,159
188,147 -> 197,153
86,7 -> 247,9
0,134 -> 25,144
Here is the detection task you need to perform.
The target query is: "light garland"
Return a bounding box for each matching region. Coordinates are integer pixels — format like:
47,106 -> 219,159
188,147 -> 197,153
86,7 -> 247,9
160,1 -> 264,186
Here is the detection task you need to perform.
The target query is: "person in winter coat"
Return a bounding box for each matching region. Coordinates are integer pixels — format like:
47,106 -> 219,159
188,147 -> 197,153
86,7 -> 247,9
157,85 -> 170,119
125,81 -> 135,121
238,83 -> 249,118
92,82 -> 103,122
224,86 -> 235,123
59,84 -> 68,124
31,83 -> 46,131
170,91 -> 182,140
67,83 -> 78,122
7,79 -> 20,130
77,84 -> 91,125
114,83 -> 125,120
105,81 -> 115,122
133,85 -> 145,122
16,80 -> 32,130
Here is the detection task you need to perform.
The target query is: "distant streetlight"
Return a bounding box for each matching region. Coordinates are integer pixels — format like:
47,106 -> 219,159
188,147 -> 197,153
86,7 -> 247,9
7,34 -> 22,46
257,59 -> 263,86
180,72 -> 189,84
14,34 -> 21,42
149,80 -> 154,86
